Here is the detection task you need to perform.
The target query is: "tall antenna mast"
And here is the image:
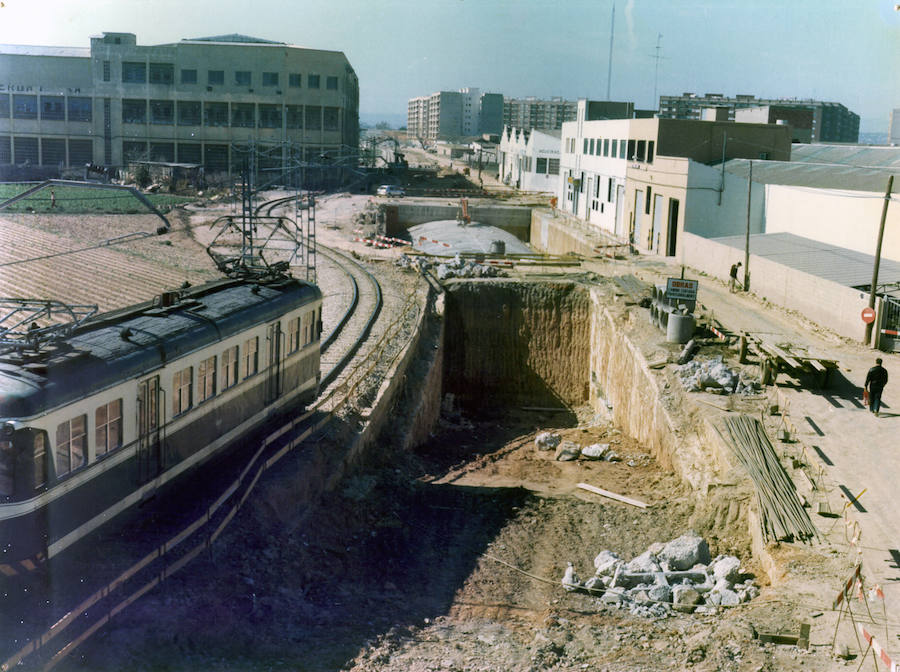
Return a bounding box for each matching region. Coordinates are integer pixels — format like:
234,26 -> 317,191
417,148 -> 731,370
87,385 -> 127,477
606,1 -> 615,100
652,33 -> 664,109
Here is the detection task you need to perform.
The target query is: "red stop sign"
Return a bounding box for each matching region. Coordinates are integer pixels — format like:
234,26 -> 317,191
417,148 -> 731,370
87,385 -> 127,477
862,307 -> 876,324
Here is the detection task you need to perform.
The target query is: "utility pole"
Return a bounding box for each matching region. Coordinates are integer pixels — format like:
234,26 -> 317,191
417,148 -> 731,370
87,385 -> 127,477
606,1 -> 615,100
743,160 -> 752,291
864,175 -> 894,344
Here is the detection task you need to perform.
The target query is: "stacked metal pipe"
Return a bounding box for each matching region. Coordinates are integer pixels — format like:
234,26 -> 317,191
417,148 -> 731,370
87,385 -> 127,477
718,414 -> 819,544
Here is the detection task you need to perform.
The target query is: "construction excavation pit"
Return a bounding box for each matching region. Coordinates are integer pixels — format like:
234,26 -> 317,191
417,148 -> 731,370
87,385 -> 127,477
62,272 -> 848,672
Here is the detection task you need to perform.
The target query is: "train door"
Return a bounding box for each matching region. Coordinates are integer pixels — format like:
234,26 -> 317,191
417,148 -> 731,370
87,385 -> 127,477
266,321 -> 283,403
136,375 -> 161,483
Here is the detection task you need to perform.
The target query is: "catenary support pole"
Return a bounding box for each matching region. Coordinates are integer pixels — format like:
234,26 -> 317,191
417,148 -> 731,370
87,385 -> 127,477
864,175 -> 894,345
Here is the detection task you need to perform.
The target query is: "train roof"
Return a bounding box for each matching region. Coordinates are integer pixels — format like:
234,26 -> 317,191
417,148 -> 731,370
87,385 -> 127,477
0,277 -> 321,419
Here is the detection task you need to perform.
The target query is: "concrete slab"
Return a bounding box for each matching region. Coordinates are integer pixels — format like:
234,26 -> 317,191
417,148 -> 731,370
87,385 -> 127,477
409,220 -> 533,256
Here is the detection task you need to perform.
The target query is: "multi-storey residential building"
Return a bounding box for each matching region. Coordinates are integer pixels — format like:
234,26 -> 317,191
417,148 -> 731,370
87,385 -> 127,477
0,32 -> 359,180
407,88 -> 503,141
502,97 -> 577,132
657,93 -> 859,143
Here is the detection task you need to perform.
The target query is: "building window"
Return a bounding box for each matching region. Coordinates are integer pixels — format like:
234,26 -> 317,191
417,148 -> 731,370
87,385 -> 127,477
204,102 -> 228,127
0,136 -> 10,164
535,157 -> 548,174
0,95 -> 8,118
173,366 -> 192,416
235,70 -> 251,86
288,316 -> 301,353
607,178 -> 614,202
103,60 -> 111,82
583,138 -> 588,154
41,139 -> 65,166
262,72 -> 279,87
222,345 -> 239,389
56,415 -> 86,477
122,99 -> 147,124
242,337 -> 258,379
645,186 -> 652,214
12,95 -> 37,120
286,105 -> 303,129
647,141 -> 655,163
177,100 -> 201,126
177,143 -> 201,163
307,74 -> 320,89
40,96 -> 65,121
122,140 -> 147,161
602,139 -> 609,157
289,73 -> 301,88
627,139 -> 636,160
150,142 -> 174,162
323,107 -> 339,131
610,139 -> 617,158
547,158 -> 560,175
95,399 -> 122,456
198,355 -> 216,403
589,139 -> 595,154
207,70 -> 224,86
150,100 -> 174,124
305,105 -> 321,130
619,139 -> 626,159
636,140 -> 647,162
149,63 -> 174,85
326,76 -> 338,90
67,97 -> 92,122
259,104 -> 281,128
13,137 -> 38,164
231,103 -> 255,128
122,62 -> 146,83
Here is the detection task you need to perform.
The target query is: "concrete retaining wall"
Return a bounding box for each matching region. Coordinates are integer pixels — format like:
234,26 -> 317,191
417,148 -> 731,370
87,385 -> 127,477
681,232 -> 871,342
384,203 -> 532,240
530,208 -> 622,257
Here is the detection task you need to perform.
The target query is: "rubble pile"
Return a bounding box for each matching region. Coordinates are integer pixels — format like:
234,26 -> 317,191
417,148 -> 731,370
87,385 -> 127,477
561,533 -> 758,617
534,432 -> 653,466
436,254 -> 508,280
677,356 -> 760,395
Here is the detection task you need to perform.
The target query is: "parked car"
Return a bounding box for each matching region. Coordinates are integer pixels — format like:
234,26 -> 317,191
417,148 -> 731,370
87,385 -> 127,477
376,184 -> 405,197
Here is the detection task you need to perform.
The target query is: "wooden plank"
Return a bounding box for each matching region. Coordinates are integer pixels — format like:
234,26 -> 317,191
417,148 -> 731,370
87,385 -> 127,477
805,358 -> 826,373
577,482 -> 648,508
761,341 -> 803,369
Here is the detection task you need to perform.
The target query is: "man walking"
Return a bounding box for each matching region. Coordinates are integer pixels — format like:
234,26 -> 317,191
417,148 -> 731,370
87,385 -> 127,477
729,262 -> 742,293
865,357 -> 889,417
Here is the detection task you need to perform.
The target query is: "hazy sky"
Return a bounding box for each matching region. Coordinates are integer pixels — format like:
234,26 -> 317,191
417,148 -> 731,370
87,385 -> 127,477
1,0 -> 897,132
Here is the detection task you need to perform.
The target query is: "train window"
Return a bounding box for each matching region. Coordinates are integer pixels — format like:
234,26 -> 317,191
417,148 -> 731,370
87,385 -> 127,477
301,311 -> 314,346
198,355 -> 216,403
56,415 -> 86,477
34,432 -> 47,489
173,367 -> 193,416
0,439 -> 13,498
95,399 -> 123,455
287,317 -> 301,353
242,337 -> 258,379
222,345 -> 239,389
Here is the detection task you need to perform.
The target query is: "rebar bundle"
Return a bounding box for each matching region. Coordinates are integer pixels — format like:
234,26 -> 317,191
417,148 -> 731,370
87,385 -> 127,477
718,414 -> 820,544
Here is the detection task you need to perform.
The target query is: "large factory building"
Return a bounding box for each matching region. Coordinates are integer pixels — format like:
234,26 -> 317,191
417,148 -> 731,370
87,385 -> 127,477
0,32 -> 359,182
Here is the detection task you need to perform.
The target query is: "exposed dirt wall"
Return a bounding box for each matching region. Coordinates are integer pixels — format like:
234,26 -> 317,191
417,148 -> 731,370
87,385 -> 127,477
442,280 -> 591,409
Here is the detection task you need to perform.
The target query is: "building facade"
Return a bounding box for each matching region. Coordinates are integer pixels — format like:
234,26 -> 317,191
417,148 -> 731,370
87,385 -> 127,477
498,126 -> 561,193
658,93 -> 859,143
502,97 -> 577,132
0,32 -> 359,179
407,87 -> 503,141
559,100 -> 792,257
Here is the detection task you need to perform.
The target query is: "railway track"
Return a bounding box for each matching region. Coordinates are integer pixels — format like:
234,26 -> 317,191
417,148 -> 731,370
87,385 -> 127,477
0,194 -> 421,671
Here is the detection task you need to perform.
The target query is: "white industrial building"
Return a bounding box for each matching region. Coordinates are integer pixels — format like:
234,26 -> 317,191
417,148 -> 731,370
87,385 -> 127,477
498,126 -> 560,193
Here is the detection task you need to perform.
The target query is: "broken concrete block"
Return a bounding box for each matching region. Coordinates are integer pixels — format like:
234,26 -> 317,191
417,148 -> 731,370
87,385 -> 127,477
658,533 -> 710,571
672,585 -> 702,613
625,550 -> 661,574
593,550 -> 621,574
584,576 -> 604,593
562,562 -> 580,592
711,555 -> 742,584
648,584 -> 672,604
554,441 -> 581,461
581,443 -> 609,460
600,587 -> 625,604
535,432 -> 561,451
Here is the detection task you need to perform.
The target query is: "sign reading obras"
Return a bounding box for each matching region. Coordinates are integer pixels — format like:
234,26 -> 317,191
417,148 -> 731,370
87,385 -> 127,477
666,277 -> 698,301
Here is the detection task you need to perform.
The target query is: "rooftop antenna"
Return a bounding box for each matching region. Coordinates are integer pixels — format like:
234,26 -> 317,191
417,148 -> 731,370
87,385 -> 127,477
606,1 -> 615,100
652,33 -> 665,110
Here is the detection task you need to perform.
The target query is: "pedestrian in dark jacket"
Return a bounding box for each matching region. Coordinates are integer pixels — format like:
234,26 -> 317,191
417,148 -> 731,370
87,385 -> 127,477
865,357 -> 889,417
